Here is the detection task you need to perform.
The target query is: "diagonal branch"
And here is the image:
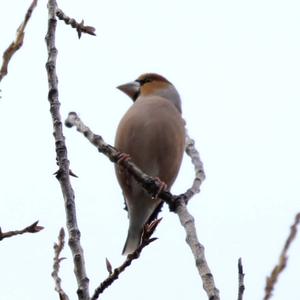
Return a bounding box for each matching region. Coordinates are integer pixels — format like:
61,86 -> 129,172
0,221 -> 43,241
65,111 -> 220,300
45,2 -> 90,300
91,219 -> 161,300
0,0 -> 38,82
65,112 -> 175,205
263,212 -> 300,300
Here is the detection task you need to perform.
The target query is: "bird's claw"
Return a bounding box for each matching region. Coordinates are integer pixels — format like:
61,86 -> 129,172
116,152 -> 131,164
152,177 -> 168,200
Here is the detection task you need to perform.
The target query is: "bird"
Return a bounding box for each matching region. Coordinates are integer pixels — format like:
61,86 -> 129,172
115,73 -> 186,255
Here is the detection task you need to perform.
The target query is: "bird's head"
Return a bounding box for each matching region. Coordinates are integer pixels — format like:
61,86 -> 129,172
117,73 -> 182,113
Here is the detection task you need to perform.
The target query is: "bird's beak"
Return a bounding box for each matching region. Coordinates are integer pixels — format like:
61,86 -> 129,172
117,81 -> 140,101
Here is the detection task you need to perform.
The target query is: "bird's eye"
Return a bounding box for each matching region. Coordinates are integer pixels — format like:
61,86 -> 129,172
136,78 -> 151,85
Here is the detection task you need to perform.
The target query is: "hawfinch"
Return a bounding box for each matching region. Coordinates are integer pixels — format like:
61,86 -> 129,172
115,73 -> 185,255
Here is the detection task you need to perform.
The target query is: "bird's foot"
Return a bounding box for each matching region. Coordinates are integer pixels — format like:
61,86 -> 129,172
152,177 -> 168,200
116,152 -> 131,165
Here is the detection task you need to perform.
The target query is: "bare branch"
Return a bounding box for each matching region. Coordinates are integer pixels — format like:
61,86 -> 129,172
65,112 -> 220,300
237,258 -> 245,300
0,0 -> 38,82
52,228 -> 70,300
45,2 -> 90,300
176,130 -> 219,300
91,219 -> 161,300
0,221 -> 43,241
183,131 -> 206,200
264,212 -> 300,300
56,8 -> 96,39
175,200 -> 220,299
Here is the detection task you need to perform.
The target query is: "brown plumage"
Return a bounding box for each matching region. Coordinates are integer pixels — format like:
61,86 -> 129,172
115,73 -> 185,255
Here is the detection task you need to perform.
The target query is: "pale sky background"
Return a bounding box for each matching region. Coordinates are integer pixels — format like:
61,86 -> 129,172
0,1 -> 300,300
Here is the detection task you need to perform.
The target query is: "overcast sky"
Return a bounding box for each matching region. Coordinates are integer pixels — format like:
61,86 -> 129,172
0,1 -> 300,300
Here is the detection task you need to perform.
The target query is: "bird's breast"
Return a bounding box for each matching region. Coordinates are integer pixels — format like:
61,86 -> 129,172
115,96 -> 185,187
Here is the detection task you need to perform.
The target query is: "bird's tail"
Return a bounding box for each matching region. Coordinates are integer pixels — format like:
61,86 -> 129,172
122,226 -> 143,255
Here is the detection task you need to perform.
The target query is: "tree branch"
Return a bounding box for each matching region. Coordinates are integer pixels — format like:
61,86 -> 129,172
264,212 -> 300,300
65,111 -> 220,300
237,258 -> 245,300
0,221 -> 43,241
0,0 -> 38,82
51,228 -> 70,300
183,131 -> 206,202
91,219 -> 161,300
45,2 -> 90,300
175,200 -> 220,299
56,8 -> 96,39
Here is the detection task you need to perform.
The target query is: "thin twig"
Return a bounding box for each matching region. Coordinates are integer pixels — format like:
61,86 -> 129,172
45,2 -> 90,300
237,258 -> 245,300
65,112 -> 220,300
175,200 -> 220,299
264,212 -> 300,300
0,221 -> 43,241
91,219 -> 161,300
51,228 -> 70,300
177,129 -> 219,300
0,0 -> 38,82
56,8 -> 96,39
183,130 -> 206,202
